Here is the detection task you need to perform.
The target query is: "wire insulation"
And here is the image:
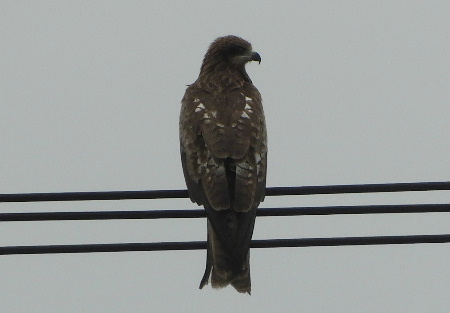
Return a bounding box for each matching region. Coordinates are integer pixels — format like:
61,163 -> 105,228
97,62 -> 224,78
1,234 -> 449,255
1,181 -> 449,203
1,204 -> 449,222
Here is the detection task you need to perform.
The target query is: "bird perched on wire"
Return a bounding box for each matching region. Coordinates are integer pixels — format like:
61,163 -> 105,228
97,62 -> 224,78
179,35 -> 267,294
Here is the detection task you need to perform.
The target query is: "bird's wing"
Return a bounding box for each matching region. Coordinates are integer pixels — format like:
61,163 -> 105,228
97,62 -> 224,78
180,85 -> 267,212
180,86 -> 230,209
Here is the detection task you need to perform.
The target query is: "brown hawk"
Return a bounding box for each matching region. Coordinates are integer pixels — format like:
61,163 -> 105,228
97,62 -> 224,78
179,35 -> 267,294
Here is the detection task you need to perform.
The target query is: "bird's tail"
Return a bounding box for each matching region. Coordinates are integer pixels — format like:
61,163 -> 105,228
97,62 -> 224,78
199,221 -> 251,294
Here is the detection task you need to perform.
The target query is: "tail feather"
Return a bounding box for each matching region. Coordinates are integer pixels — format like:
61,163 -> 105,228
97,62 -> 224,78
199,221 -> 251,294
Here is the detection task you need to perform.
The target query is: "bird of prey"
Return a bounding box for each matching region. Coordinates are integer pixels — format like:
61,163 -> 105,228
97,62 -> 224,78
179,35 -> 267,294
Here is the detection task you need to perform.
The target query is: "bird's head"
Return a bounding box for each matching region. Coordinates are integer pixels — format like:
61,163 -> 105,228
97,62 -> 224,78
201,35 -> 261,71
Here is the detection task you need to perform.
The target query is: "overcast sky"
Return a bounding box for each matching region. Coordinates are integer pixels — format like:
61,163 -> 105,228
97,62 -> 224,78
1,1 -> 449,312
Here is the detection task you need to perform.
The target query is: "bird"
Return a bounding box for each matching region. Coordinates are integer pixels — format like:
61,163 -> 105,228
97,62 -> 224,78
179,35 -> 267,294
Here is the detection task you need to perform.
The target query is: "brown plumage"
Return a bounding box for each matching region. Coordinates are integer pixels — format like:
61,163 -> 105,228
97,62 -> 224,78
179,35 -> 267,294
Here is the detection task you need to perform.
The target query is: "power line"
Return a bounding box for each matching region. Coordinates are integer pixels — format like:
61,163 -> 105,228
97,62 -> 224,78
1,234 -> 449,255
1,181 -> 448,256
1,181 -> 449,203
1,203 -> 449,222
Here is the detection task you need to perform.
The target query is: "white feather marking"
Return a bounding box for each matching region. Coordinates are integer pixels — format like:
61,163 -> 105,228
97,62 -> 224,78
237,162 -> 253,170
194,98 -> 200,103
195,103 -> 205,112
207,158 -> 217,166
211,110 -> 217,118
245,96 -> 253,102
216,123 -> 225,127
241,111 -> 250,119
255,153 -> 262,176
245,103 -> 252,110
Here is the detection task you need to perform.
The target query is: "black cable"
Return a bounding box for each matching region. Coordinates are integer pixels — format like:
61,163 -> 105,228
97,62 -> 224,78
1,234 -> 449,255
266,181 -> 450,196
1,181 -> 449,203
0,189 -> 188,203
1,204 -> 449,222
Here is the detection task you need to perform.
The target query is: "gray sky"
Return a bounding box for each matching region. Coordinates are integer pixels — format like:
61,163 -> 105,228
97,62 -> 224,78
1,1 -> 449,312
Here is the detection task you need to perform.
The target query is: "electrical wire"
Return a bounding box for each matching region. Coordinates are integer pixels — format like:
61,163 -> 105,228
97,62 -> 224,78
1,181 -> 449,203
1,234 -> 449,255
1,204 -> 449,222
1,181 -> 448,256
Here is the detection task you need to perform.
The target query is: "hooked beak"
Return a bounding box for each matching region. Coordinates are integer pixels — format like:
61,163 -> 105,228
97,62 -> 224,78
251,51 -> 261,64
